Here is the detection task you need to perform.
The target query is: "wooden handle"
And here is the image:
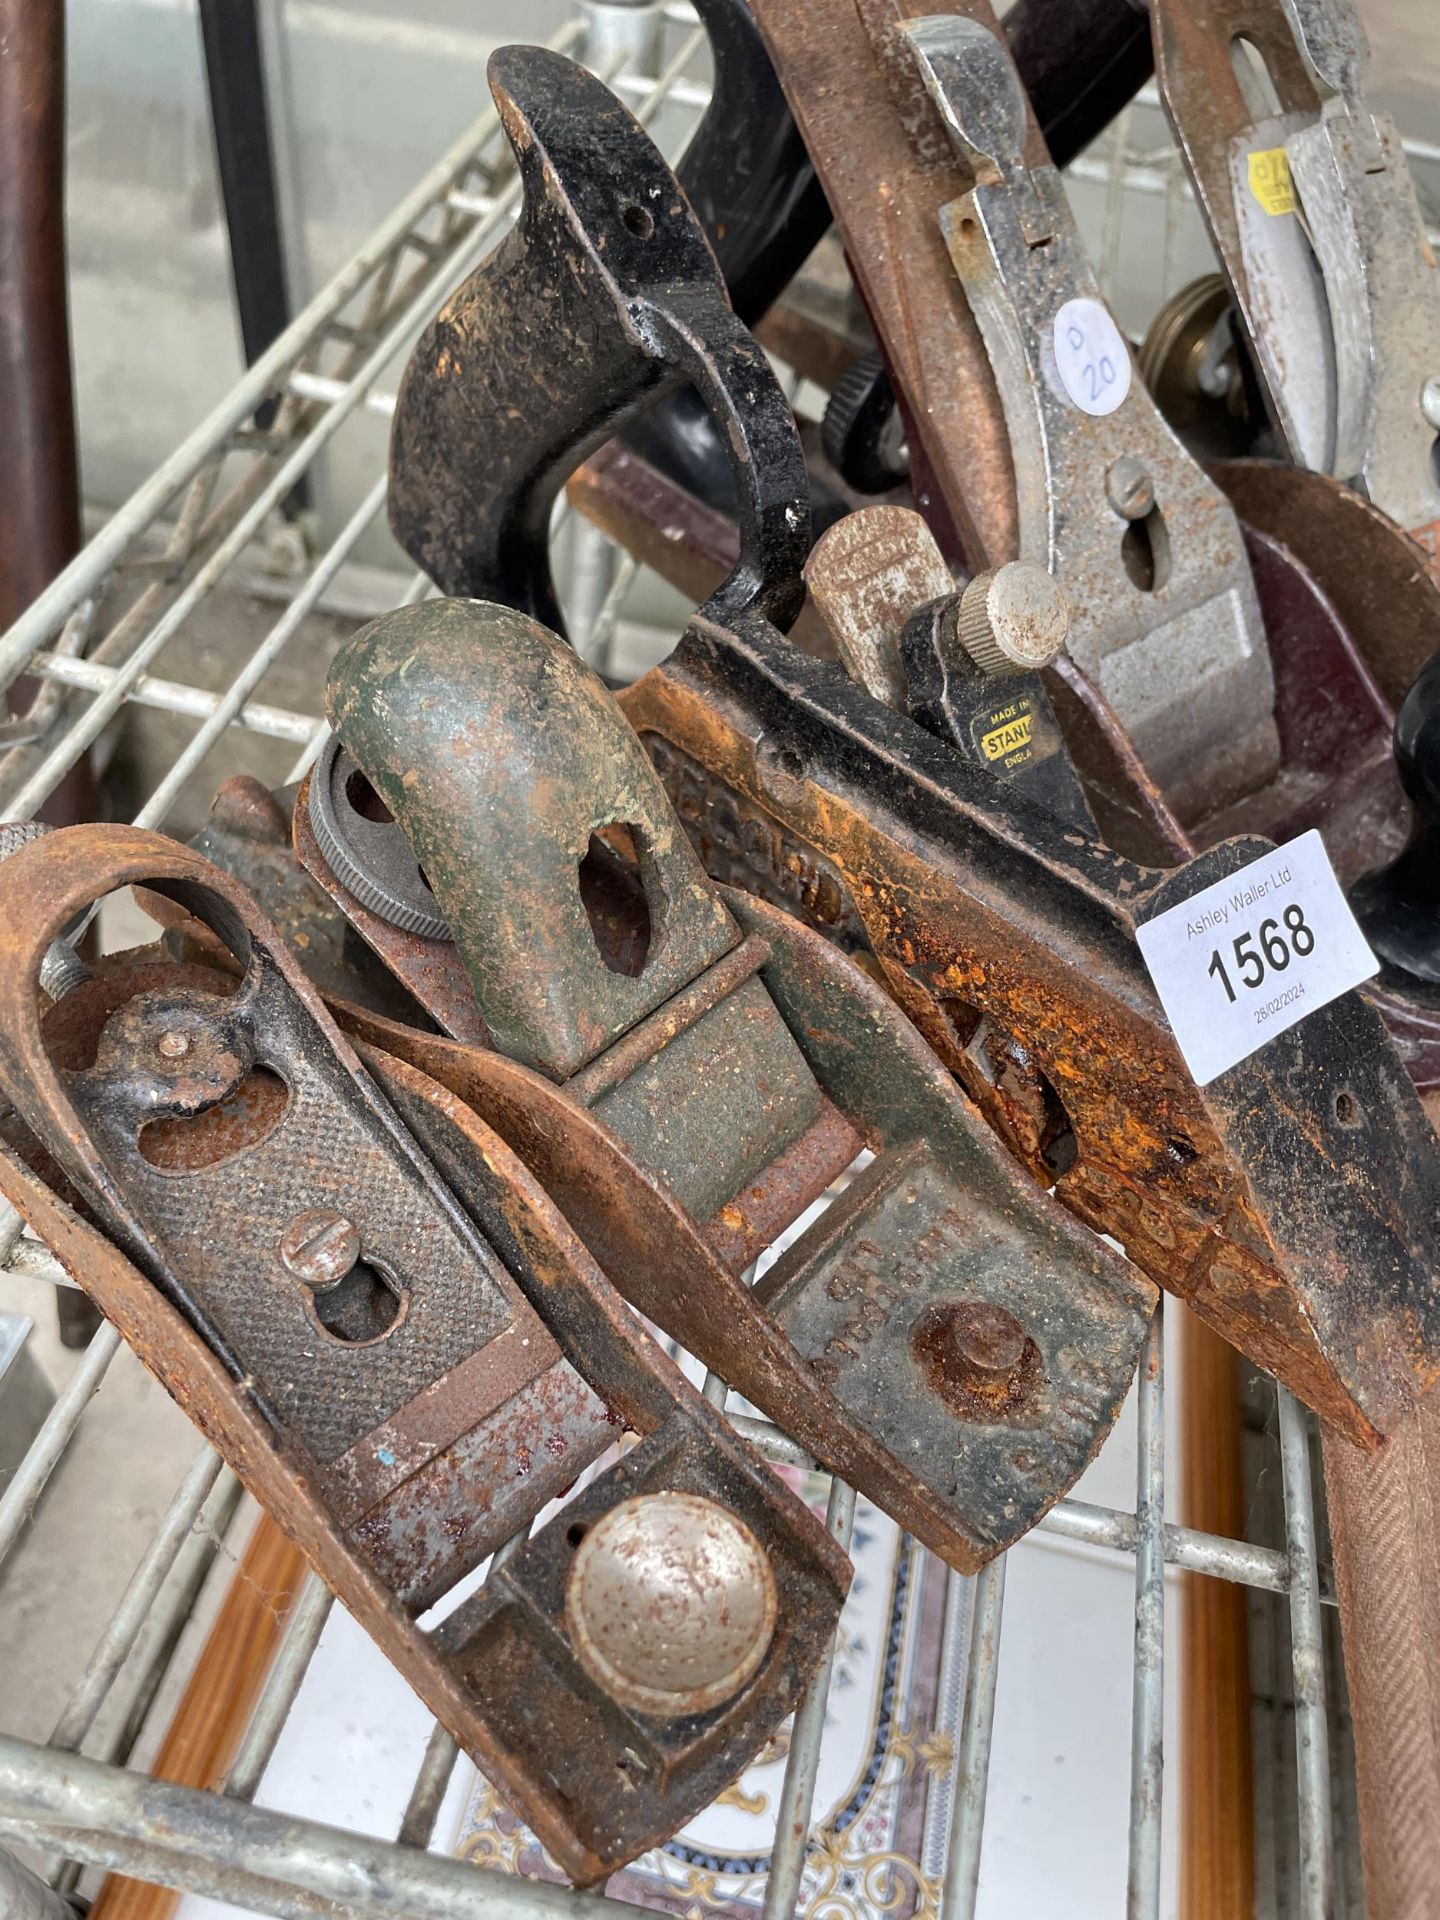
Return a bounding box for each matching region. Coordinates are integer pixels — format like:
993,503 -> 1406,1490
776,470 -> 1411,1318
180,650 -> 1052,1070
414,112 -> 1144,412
1323,1393 -> 1440,1918
1180,1307 -> 1255,1919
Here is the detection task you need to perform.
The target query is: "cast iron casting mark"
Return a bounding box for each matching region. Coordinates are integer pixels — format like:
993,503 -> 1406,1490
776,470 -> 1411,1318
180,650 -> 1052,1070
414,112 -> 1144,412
300,597 -> 1156,1571
382,45 -> 1440,1446
0,824 -> 849,1886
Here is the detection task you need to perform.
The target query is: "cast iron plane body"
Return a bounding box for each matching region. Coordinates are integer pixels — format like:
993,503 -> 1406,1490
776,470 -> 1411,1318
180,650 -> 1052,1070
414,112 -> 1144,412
0,825 -> 850,1885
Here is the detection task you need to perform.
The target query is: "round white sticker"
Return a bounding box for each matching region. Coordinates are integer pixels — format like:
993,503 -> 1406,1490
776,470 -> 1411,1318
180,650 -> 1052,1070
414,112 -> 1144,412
1052,297 -> 1132,417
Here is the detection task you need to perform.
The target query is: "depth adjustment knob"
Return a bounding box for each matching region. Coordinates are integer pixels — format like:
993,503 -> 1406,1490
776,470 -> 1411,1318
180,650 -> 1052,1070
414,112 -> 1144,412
952,563 -> 1071,678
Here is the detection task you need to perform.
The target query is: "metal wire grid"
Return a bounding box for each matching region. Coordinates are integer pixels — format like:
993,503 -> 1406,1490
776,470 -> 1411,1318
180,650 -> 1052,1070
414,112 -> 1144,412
0,10 -> 1390,1916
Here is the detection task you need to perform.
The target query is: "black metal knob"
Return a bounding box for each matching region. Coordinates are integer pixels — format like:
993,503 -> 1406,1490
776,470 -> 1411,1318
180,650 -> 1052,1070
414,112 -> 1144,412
1351,650 -> 1440,986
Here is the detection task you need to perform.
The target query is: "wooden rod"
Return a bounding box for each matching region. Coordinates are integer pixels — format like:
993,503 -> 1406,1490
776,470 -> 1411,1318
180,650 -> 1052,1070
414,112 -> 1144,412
1179,1306 -> 1255,1919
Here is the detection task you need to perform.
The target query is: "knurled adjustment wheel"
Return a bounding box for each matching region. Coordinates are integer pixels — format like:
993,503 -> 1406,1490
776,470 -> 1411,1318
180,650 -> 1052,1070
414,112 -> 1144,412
821,349 -> 909,494
307,734 -> 453,941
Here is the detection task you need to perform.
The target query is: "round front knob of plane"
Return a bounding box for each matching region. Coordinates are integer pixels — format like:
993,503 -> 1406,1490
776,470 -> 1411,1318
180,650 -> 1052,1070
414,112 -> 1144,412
564,1492 -> 777,1718
1351,648 -> 1440,986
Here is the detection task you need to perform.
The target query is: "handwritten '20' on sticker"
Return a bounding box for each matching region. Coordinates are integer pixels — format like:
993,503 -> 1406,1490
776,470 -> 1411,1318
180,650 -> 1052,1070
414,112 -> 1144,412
1052,297 -> 1131,418
1134,830 -> 1378,1086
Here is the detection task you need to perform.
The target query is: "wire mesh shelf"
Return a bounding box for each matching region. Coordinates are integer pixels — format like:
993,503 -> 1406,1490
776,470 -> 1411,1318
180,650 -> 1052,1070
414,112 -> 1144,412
0,7 -> 1414,1915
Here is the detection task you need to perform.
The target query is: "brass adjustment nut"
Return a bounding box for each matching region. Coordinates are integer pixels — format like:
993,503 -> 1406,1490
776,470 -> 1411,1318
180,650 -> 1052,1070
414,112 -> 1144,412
954,564 -> 1069,678
565,1492 -> 778,1718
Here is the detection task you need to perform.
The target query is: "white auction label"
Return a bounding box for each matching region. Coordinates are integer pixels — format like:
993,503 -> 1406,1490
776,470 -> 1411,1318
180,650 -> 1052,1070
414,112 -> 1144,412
1134,830 -> 1378,1086
1052,297 -> 1132,417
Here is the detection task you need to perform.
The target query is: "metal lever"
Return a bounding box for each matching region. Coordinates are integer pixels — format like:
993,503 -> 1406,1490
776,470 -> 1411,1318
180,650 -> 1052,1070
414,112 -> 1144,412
802,505 -> 1095,833
1152,0 -> 1440,557
902,13 -> 1277,821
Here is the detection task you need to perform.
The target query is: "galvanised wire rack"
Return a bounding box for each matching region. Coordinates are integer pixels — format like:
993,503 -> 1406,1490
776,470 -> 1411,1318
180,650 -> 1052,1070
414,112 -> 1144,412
0,6 -> 1404,1915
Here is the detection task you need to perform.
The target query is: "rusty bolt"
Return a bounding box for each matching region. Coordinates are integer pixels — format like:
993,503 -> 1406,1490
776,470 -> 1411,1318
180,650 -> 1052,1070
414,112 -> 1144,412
278,1208 -> 360,1290
565,1492 -> 777,1718
1104,456 -> 1155,521
953,563 -> 1069,677
941,1301 -> 1032,1396
156,1030 -> 191,1059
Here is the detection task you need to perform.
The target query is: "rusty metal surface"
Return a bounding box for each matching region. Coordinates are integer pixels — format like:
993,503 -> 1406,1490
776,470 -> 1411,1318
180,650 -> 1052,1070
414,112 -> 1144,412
0,824 -> 850,1884
561,335 -> 1434,1106
568,427 -> 1184,870
619,621 -> 1440,1447
326,599 -> 740,1081
568,419 -> 1427,1061
671,0 -> 827,331
565,386 -> 1409,901
386,41 -> 1317,879
0,0 -> 92,848
750,0 -> 1022,572
0,0 -> 79,626
388,47 -> 809,640
376,46 -> 1440,1442
362,1047 -> 851,1872
335,991 -> 1143,1576
317,596 -> 1155,1568
357,865 -> 1155,1567
292,770 -> 490,1047
0,826 -> 609,1590
620,0 -> 1154,523
803,506 -> 951,710
155,774 -> 433,1025
726,882 -> 1154,1548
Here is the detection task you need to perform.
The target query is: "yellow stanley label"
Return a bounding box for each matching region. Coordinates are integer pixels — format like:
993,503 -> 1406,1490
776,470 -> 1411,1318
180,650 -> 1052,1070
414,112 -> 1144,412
980,713 -> 1033,762
1248,147 -> 1295,217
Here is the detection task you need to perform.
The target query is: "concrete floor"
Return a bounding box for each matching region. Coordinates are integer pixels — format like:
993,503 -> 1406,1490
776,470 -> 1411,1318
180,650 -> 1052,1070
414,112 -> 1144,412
0,1270 -> 229,1755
